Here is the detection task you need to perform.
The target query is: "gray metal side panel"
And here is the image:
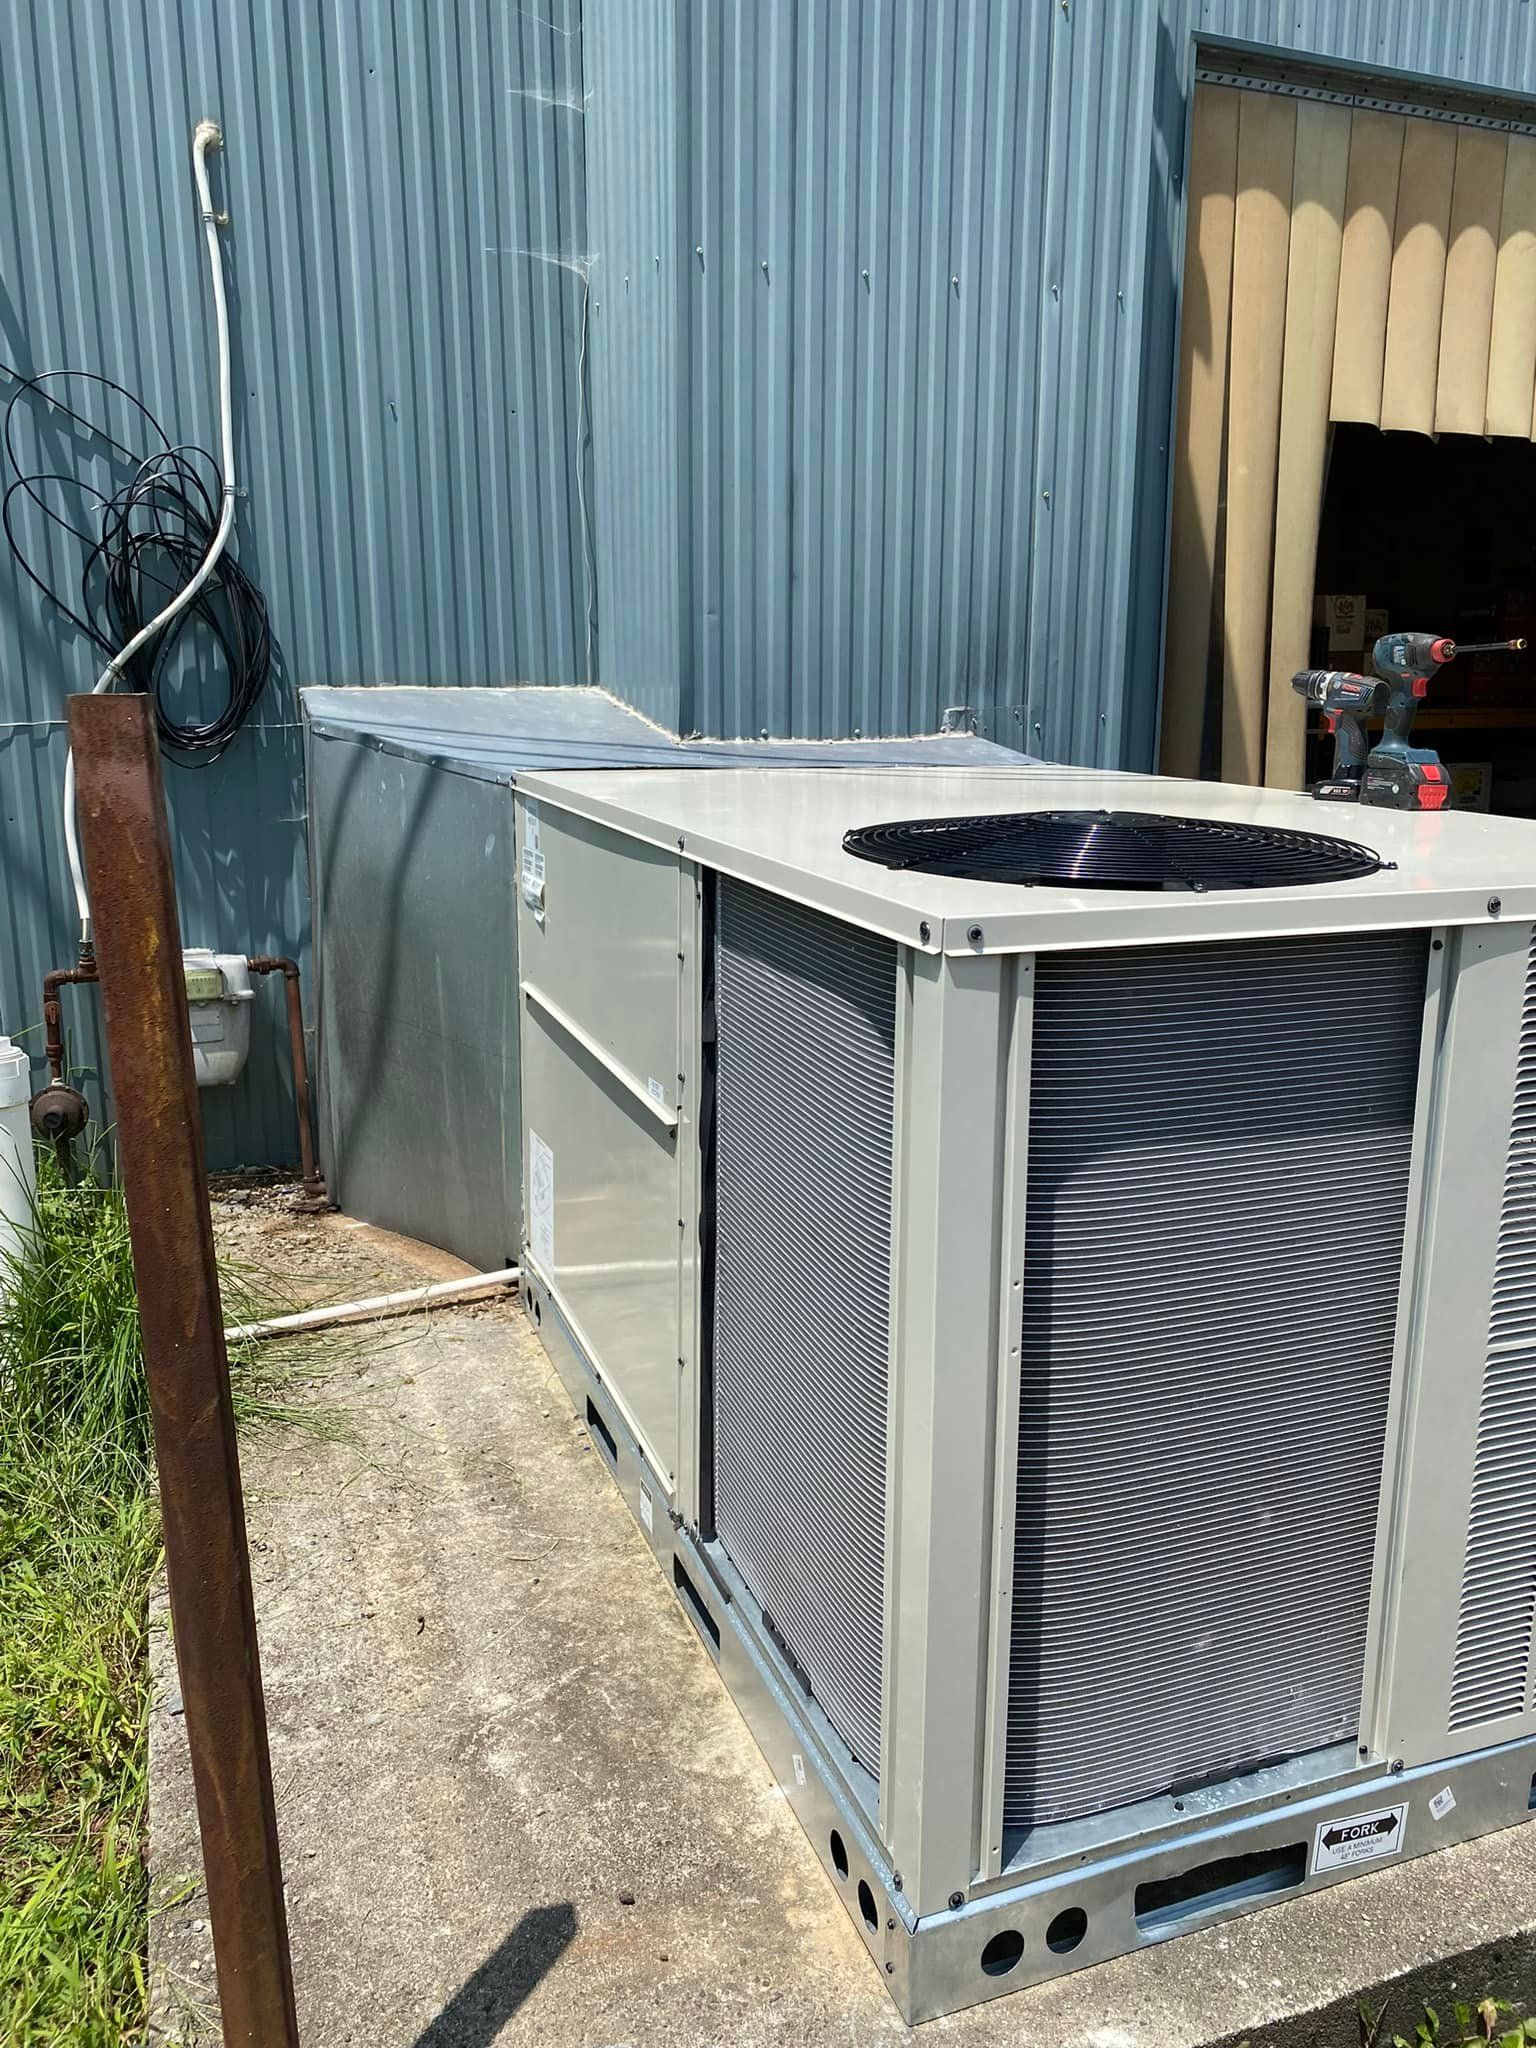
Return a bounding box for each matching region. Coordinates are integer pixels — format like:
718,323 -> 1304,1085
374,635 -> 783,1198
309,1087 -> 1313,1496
1005,931 -> 1428,1830
310,736 -> 518,1271
1454,932 -> 1536,1727
713,880 -> 896,1773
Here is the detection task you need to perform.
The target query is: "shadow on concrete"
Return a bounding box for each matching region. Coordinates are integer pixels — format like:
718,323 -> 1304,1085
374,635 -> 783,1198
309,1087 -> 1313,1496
410,1903 -> 578,2047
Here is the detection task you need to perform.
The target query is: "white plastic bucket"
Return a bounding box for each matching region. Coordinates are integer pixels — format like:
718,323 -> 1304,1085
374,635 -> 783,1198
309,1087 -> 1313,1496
0,1035 -> 36,1293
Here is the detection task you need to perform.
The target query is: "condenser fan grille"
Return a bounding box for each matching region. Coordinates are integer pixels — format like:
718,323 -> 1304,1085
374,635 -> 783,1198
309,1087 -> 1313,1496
841,810 -> 1387,890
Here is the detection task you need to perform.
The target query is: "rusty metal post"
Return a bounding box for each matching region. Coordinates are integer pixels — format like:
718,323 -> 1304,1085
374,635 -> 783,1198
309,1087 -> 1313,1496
68,692 -> 300,2047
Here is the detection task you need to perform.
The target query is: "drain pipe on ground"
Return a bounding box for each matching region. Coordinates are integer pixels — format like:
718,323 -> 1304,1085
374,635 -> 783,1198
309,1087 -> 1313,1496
224,1266 -> 521,1345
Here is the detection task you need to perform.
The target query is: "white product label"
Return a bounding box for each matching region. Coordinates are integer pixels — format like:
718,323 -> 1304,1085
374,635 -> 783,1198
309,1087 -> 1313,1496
639,1484 -> 654,1532
524,800 -> 540,853
791,1753 -> 807,1788
528,1129 -> 555,1273
519,843 -> 546,913
646,1076 -> 667,1108
1428,1786 -> 1456,1822
1312,1803 -> 1406,1873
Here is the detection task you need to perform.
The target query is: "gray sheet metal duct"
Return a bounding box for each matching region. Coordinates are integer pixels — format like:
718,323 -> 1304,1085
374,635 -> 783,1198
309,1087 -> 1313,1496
305,684 -> 1022,1269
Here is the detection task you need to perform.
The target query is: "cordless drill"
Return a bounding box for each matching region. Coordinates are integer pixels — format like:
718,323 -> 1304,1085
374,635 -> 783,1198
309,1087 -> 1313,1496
1294,631 -> 1526,811
1291,669 -> 1384,801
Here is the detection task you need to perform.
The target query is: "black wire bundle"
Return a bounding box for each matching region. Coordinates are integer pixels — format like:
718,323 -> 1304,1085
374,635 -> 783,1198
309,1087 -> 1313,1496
2,365 -> 270,762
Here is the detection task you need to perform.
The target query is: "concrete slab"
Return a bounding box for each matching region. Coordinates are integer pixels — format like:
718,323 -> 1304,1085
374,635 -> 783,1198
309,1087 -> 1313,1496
150,1215 -> 1536,2047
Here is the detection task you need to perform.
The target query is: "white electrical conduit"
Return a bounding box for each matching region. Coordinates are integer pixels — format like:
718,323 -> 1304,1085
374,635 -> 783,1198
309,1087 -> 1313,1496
63,119 -> 235,945
224,1267 -> 521,1345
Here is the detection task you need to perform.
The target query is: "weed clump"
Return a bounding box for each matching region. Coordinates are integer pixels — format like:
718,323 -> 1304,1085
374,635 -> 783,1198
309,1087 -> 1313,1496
0,1156 -> 325,2044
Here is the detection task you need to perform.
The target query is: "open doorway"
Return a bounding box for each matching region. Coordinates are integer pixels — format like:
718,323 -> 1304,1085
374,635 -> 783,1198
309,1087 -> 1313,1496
1161,75 -> 1536,806
1311,425 -> 1536,817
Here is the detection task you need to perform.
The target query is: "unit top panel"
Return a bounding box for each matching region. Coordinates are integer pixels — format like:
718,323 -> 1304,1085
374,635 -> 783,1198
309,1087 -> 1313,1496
514,764 -> 1536,953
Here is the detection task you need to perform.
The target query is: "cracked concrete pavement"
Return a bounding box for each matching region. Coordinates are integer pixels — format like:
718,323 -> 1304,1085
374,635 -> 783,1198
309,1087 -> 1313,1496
147,1206 -> 1536,2046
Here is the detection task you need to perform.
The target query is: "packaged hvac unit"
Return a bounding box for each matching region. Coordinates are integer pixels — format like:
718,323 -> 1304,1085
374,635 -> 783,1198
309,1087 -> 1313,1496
512,763 -> 1536,2021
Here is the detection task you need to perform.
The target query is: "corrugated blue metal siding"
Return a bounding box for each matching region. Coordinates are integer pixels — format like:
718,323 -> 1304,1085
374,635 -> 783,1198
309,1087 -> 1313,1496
0,0 -> 588,1165
9,0 -> 1536,1167
584,0 -> 682,729
585,0 -> 1536,756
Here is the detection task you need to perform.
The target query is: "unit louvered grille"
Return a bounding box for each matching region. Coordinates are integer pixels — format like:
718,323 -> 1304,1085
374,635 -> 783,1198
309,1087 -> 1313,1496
1005,931 -> 1426,1831
1452,934 -> 1536,1729
712,879 -> 894,1773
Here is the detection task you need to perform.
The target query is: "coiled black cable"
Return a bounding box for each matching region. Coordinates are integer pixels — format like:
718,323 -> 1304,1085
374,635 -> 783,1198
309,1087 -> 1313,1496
1,364 -> 270,763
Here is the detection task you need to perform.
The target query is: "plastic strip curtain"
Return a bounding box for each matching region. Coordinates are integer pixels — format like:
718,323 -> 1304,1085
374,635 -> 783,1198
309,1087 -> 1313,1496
1161,87 -> 1536,790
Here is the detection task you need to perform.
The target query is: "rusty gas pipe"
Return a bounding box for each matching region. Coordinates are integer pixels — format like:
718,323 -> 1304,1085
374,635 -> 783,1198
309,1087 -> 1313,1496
33,945 -> 97,1170
35,945 -> 326,1206
245,955 -> 326,1207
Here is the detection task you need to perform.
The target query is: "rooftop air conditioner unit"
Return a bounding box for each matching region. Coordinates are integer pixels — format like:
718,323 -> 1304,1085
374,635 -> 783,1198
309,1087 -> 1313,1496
510,761 -> 1536,2021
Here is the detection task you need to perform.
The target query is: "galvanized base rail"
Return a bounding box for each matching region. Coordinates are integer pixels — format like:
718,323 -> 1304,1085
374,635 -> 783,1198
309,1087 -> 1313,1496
523,1265 -> 1536,2025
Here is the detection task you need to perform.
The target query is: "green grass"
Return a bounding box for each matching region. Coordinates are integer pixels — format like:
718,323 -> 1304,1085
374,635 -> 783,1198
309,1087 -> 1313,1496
0,1156 -> 329,2046
1359,1999 -> 1536,2048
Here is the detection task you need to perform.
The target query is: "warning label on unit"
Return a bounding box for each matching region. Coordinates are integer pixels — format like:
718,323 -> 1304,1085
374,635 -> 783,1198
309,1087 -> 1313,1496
520,803 -> 546,918
528,1129 -> 555,1274
1312,1804 -> 1407,1873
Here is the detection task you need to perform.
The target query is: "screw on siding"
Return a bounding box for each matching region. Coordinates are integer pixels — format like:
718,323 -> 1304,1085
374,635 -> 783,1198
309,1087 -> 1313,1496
677,836 -> 686,850
951,274 -> 960,295
1041,489 -> 1051,505
761,259 -> 770,281
1051,283 -> 1059,300
892,1871 -> 903,1890
861,268 -> 870,288
967,925 -> 983,945
886,1918 -> 896,1933
1489,896 -> 1503,917
948,1890 -> 965,1911
885,1962 -> 895,1975
919,921 -> 931,943
1392,1758 -> 1405,1774
695,245 -> 705,270
1432,937 -> 1444,951
760,728 -> 769,740
1034,722 -> 1043,738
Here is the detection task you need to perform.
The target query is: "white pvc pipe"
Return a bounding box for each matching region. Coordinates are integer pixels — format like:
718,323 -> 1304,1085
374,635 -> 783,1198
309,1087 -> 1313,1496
63,119 -> 236,943
0,1035 -> 36,1294
224,1267 -> 521,1345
